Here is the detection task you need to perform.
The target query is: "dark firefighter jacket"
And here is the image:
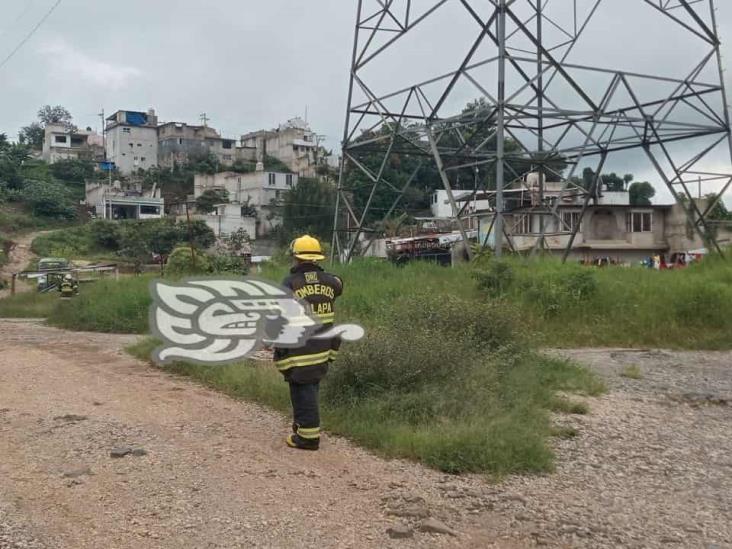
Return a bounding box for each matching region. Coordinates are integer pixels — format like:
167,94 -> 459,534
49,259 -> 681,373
274,262 -> 343,384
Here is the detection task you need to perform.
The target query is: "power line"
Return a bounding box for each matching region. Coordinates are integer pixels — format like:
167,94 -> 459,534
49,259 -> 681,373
0,0 -> 61,72
0,1 -> 36,39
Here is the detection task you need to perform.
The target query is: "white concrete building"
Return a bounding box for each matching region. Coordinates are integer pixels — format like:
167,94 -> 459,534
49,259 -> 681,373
194,169 -> 298,237
195,204 -> 257,239
42,124 -> 104,164
430,189 -> 491,223
85,181 -> 164,220
105,110 -> 159,174
240,117 -> 320,177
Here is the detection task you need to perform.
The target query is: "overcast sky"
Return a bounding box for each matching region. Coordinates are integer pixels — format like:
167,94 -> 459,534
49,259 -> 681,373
0,0 -> 731,204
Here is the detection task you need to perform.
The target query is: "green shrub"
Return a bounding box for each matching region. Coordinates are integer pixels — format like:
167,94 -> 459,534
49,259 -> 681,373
32,227 -> 94,257
165,246 -> 212,275
31,219 -> 216,263
517,264 -> 598,317
15,179 -> 77,219
473,260 -> 514,296
90,220 -> 122,250
209,254 -> 248,275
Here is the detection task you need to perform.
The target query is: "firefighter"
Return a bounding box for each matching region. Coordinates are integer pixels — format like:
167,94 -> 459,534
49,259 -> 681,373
59,274 -> 78,299
274,235 -> 343,451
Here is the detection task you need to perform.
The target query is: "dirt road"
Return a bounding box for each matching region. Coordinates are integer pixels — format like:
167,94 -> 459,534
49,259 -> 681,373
0,231 -> 45,299
0,320 -> 730,548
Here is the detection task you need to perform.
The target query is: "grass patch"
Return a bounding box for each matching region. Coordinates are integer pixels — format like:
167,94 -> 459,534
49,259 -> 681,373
21,255 -> 732,476
46,276 -> 152,333
126,289 -> 603,476
474,256 -> 732,350
0,205 -> 79,235
44,255 -> 732,350
549,397 -> 590,415
620,365 -> 644,380
550,425 -> 578,439
0,292 -> 56,318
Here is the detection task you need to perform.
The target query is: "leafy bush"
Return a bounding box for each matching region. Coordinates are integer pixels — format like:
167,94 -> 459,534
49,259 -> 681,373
165,246 -> 212,275
32,226 -> 94,257
32,219 -> 215,262
195,188 -> 229,214
49,159 -> 94,183
516,268 -> 597,317
473,260 -> 514,296
90,220 -> 122,250
209,254 -> 248,275
15,179 -> 77,219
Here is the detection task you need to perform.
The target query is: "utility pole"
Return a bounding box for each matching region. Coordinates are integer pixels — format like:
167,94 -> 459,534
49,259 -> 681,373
200,113 -> 209,128
494,0 -> 507,257
536,1 -> 545,250
99,108 -> 106,161
185,202 -> 198,269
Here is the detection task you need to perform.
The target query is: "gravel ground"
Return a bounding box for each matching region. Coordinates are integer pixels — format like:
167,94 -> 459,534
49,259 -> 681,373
0,319 -> 730,548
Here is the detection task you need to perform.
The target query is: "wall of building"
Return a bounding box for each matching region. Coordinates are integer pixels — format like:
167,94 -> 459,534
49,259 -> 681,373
107,125 -> 158,174
430,190 -> 492,219
196,205 -> 257,239
193,171 -> 298,237
241,118 -> 318,177
105,110 -> 159,174
158,123 -> 236,168
42,124 -> 103,164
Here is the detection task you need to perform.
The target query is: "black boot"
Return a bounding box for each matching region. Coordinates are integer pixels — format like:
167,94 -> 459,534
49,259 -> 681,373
286,433 -> 319,451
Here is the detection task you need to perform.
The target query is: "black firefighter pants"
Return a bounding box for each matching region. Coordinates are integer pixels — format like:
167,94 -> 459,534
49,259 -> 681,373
289,381 -> 321,441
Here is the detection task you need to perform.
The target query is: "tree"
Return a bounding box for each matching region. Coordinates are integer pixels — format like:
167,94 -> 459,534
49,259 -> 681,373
188,151 -> 219,174
166,246 -> 211,275
705,193 -> 732,221
280,177 -> 336,243
37,105 -> 73,127
18,122 -> 44,149
342,98 -> 534,225
195,188 -> 229,213
0,142 -> 31,191
602,173 -> 627,192
264,154 -> 292,173
629,181 -> 656,206
19,179 -> 77,219
50,158 -> 95,183
18,106 -> 75,151
217,227 -> 251,256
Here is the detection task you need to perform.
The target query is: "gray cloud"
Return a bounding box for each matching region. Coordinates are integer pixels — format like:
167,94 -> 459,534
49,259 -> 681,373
0,0 -> 730,205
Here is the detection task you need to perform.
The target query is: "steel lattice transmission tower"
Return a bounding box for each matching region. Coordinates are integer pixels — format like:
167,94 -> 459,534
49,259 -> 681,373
331,0 -> 732,262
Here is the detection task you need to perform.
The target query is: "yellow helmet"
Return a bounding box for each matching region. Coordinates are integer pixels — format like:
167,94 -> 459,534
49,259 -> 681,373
291,235 -> 325,261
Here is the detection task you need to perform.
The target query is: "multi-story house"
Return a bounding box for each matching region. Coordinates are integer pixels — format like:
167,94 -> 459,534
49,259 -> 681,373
240,117 -> 320,177
85,180 -> 164,221
42,124 -> 104,164
193,168 -> 298,238
465,175 -> 726,263
105,110 -> 159,174
157,122 -> 239,168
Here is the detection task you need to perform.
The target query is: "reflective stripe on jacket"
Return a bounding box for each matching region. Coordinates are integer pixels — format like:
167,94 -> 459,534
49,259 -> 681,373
274,262 -> 343,381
